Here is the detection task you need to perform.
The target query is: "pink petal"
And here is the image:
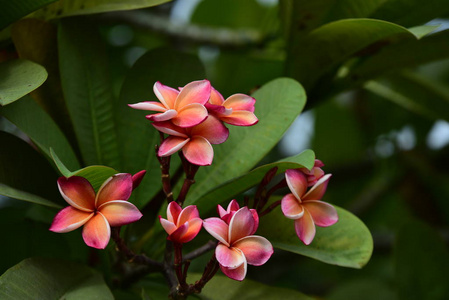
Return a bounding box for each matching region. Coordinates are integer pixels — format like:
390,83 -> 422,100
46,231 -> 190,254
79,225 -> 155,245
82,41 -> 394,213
177,218 -> 202,243
132,170 -> 146,190
217,204 -> 227,218
98,200 -> 143,227
303,173 -> 332,201
233,236 -> 273,266
209,87 -> 225,106
182,136 -> 213,166
281,193 -> 305,220
57,176 -> 95,212
128,101 -> 167,111
189,115 -> 229,144
96,173 -> 133,207
49,207 -> 94,233
203,217 -> 229,246
172,103 -> 208,127
303,200 -> 338,227
223,94 -> 256,112
160,217 -> 177,235
167,201 -> 182,224
249,208 -> 259,235
216,244 -> 245,268
221,111 -> 258,126
206,103 -> 229,115
227,200 -> 240,212
220,259 -> 247,281
152,121 -> 188,138
228,207 -> 255,244
168,222 -> 189,243
177,205 -> 200,226
294,209 -> 316,245
82,213 -> 111,249
285,169 -> 308,200
154,81 -> 179,109
175,80 -> 211,108
146,109 -> 178,122
158,136 -> 190,157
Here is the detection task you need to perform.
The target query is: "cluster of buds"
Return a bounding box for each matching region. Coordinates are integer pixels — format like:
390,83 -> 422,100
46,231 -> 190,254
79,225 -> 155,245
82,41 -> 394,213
129,80 -> 258,165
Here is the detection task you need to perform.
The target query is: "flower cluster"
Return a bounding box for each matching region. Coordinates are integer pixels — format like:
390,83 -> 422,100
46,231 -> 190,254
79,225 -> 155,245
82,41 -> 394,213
129,80 -> 257,166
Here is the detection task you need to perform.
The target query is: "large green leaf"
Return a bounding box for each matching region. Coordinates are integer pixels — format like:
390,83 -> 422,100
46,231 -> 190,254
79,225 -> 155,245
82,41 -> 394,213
0,258 -> 113,299
51,148 -> 118,192
287,18 -> 416,90
258,206 -> 373,268
395,220 -> 449,300
0,59 -> 48,106
58,19 -> 119,169
118,47 -> 206,207
365,72 -> 449,123
189,150 -> 315,211
0,96 -> 80,171
32,0 -> 170,19
0,184 -> 61,209
0,0 -> 57,30
185,78 -> 306,204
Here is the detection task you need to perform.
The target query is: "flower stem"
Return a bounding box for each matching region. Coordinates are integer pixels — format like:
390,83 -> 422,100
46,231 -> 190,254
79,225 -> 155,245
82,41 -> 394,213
177,153 -> 200,206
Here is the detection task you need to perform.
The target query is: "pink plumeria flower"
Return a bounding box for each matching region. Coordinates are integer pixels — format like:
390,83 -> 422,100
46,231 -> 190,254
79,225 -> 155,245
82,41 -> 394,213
206,87 -> 258,126
159,202 -> 202,244
50,173 -> 144,249
203,207 -> 273,281
128,80 -> 210,128
281,169 -> 338,245
299,159 -> 325,187
153,115 -> 229,166
217,200 -> 259,232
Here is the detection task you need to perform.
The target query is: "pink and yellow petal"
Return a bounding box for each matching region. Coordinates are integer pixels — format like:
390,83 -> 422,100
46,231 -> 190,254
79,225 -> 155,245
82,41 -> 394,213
189,115 -> 229,144
175,80 -> 211,108
154,81 -> 179,109
303,200 -> 338,227
303,173 -> 332,201
233,236 -> 273,266
177,218 -> 202,243
158,136 -> 190,157
167,201 -> 182,224
177,205 -> 200,226
281,193 -> 304,220
294,209 -> 316,245
285,169 -> 308,200
98,200 -> 143,227
160,217 -> 177,235
146,109 -> 178,122
82,213 -> 111,249
96,173 -> 133,207
221,111 -> 258,126
223,94 -> 256,112
203,217 -> 229,246
128,101 -> 167,112
49,207 -> 94,233
168,223 -> 189,243
57,176 -> 95,212
220,259 -> 247,281
152,121 -> 188,138
182,136 -> 213,166
249,208 -> 259,234
228,207 -> 255,243
172,103 -> 208,127
209,87 -> 225,105
216,244 -> 245,268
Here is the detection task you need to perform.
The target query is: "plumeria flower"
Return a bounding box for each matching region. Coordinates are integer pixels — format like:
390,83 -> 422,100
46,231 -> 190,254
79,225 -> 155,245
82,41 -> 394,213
128,80 -> 210,127
203,207 -> 273,281
217,200 -> 259,231
153,115 -> 229,166
299,159 -> 325,187
206,87 -> 258,126
281,169 -> 338,245
159,202 -> 202,244
50,172 -> 144,249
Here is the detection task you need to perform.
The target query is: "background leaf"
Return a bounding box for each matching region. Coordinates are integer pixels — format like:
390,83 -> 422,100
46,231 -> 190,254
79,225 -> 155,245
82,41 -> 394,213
0,184 -> 61,209
0,257 -> 113,300
0,0 -> 57,30
0,59 -> 48,106
258,206 -> 373,268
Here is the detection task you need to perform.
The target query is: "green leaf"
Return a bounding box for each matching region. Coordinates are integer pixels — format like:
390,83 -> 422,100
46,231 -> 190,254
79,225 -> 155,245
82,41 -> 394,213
185,78 -> 306,204
58,19 -> 120,169
395,220 -> 449,300
0,59 -> 48,106
0,184 -> 61,209
118,47 -> 205,207
0,258 -> 113,300
32,0 -> 170,19
408,25 -> 439,39
287,18 -> 416,90
258,206 -> 373,268
0,0 -> 57,30
327,279 -> 396,300
193,274 -> 314,300
190,150 -> 315,211
365,72 -> 449,123
51,149 -> 118,192
0,96 -> 80,171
